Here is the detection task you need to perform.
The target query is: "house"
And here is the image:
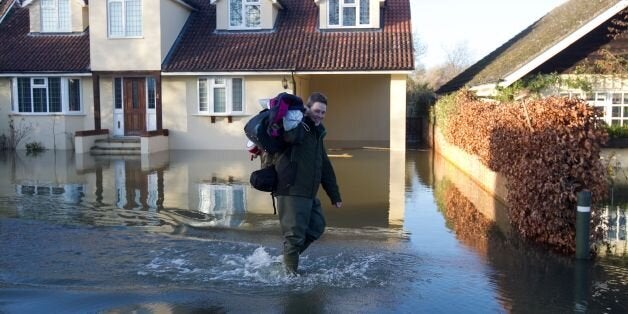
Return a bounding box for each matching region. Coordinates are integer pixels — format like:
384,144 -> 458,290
0,0 -> 414,154
437,0 -> 628,127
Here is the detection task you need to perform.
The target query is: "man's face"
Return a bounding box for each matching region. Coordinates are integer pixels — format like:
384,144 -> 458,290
306,102 -> 327,126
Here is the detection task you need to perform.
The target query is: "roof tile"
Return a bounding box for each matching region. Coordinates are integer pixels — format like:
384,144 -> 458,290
437,0 -> 624,93
164,0 -> 414,72
0,0 -> 412,73
0,5 -> 90,73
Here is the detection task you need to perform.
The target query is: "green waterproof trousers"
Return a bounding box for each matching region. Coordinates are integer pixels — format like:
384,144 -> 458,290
277,195 -> 326,272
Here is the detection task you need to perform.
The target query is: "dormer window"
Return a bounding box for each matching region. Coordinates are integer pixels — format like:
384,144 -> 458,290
229,0 -> 261,29
41,0 -> 71,32
329,0 -> 369,27
107,0 -> 143,38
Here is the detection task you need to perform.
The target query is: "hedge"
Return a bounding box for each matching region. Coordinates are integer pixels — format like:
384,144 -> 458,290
436,90 -> 608,254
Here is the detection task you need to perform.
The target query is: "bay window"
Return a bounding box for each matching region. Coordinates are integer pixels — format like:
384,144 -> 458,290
108,0 -> 142,37
41,0 -> 71,33
229,0 -> 261,29
329,0 -> 370,27
13,77 -> 82,114
198,77 -> 244,115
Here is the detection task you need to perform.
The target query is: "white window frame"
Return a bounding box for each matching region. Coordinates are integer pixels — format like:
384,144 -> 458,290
113,77 -> 124,136
328,0 -> 371,28
107,0 -> 143,38
197,77 -> 245,115
11,77 -> 83,115
40,0 -> 71,33
146,77 -> 156,110
146,77 -> 157,131
113,77 -> 124,110
562,91 -> 628,126
66,78 -> 83,113
229,0 -> 262,30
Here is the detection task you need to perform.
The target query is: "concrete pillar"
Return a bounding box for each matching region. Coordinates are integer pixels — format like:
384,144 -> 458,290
388,149 -> 406,225
390,74 -> 406,152
388,74 -> 407,224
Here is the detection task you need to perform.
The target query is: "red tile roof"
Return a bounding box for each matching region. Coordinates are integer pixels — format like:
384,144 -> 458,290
0,5 -> 90,73
164,0 -> 414,72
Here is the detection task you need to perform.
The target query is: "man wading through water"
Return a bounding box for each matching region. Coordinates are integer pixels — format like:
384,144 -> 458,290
273,92 -> 342,275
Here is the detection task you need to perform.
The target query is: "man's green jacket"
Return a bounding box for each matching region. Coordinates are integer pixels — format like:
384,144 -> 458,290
272,118 -> 341,204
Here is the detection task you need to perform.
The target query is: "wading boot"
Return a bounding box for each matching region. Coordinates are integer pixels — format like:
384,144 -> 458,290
283,253 -> 299,276
299,235 -> 315,255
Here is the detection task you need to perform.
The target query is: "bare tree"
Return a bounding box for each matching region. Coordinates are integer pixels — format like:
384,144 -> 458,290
445,41 -> 472,71
1,117 -> 34,151
412,32 -> 427,71
422,41 -> 474,90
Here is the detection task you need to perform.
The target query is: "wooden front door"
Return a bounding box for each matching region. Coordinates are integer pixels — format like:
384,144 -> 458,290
124,78 -> 146,136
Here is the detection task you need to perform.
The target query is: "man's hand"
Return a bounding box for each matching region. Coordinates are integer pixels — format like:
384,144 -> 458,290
333,202 -> 342,208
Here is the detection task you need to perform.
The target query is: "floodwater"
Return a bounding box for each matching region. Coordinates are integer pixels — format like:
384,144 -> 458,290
0,149 -> 626,313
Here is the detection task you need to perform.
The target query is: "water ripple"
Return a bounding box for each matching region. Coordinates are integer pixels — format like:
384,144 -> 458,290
138,245 -> 418,293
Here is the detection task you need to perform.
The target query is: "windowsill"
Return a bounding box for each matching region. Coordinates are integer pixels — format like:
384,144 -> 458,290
194,113 -> 248,117
193,113 -> 250,123
214,29 -> 274,34
320,26 -> 380,31
107,36 -> 144,39
30,31 -> 76,35
226,26 -> 263,31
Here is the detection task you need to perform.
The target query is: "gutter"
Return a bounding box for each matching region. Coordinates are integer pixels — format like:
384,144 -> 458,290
0,72 -> 92,77
162,70 -> 413,76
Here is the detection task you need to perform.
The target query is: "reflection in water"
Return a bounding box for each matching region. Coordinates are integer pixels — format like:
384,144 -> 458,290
197,182 -> 246,227
604,184 -> 628,255
430,151 -> 628,313
113,159 -> 164,211
0,149 -> 626,312
16,183 -> 85,203
434,179 -> 497,253
603,206 -> 628,255
0,149 -> 404,231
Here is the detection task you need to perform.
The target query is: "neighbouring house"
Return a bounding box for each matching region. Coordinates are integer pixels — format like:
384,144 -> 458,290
0,0 -> 414,154
437,0 -> 628,127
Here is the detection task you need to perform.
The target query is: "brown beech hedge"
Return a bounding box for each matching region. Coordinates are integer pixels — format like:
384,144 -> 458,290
441,90 -> 608,254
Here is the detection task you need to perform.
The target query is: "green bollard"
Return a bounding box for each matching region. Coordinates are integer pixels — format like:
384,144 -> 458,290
573,259 -> 590,312
576,190 -> 591,260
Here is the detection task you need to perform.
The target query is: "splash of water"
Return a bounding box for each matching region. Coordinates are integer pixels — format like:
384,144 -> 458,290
138,244 -> 393,290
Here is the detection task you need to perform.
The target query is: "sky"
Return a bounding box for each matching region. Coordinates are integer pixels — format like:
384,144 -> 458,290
410,0 -> 569,69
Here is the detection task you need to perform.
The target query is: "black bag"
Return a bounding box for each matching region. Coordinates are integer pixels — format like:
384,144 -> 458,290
249,166 -> 277,192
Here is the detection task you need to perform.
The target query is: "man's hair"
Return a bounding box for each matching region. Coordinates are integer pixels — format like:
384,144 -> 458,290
306,92 -> 328,107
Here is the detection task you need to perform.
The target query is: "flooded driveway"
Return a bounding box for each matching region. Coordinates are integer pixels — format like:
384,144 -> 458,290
0,149 -> 626,313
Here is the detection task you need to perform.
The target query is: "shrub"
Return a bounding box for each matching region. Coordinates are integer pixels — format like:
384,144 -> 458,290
605,124 -> 628,139
407,79 -> 436,117
3,117 -> 34,151
440,91 -> 608,254
25,142 -> 45,154
432,89 -> 470,131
